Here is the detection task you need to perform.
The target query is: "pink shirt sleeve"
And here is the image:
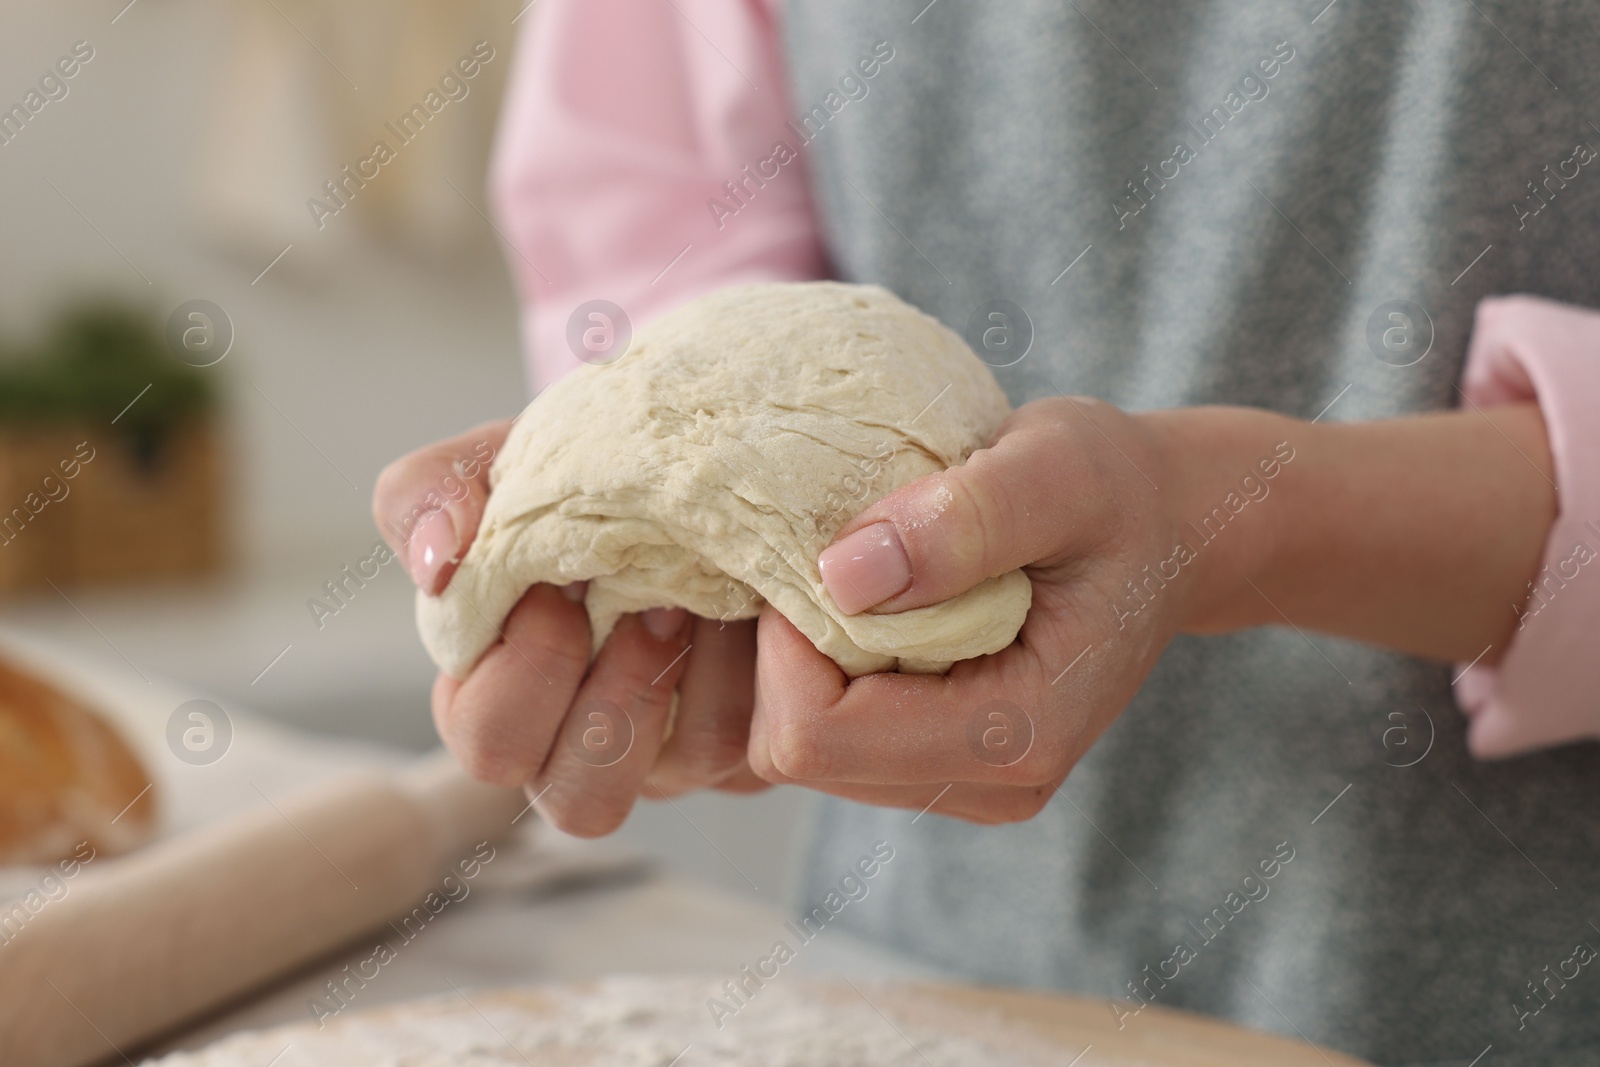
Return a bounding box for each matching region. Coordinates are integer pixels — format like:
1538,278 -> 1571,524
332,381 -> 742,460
1455,294 -> 1600,759
489,0 -> 827,391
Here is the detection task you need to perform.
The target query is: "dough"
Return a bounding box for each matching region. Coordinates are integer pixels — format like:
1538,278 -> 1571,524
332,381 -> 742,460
416,281 -> 1031,679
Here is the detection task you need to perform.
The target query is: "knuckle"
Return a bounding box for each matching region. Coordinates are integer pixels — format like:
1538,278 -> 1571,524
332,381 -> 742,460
604,658 -> 674,700
596,634 -> 687,698
667,719 -> 749,780
965,788 -> 1050,825
946,471 -> 999,576
746,740 -> 784,783
434,688 -> 541,788
1014,787 -> 1053,819
450,730 -> 530,788
540,790 -> 631,839
371,459 -> 411,527
501,614 -> 591,683
712,764 -> 771,794
450,719 -> 536,787
1030,395 -> 1079,438
372,453 -> 406,496
1002,746 -> 1068,790
765,717 -> 830,780
641,768 -> 693,796
523,634 -> 592,684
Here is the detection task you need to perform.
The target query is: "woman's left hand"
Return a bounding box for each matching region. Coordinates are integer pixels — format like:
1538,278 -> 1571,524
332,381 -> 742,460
751,385 -> 1559,820
748,395 -> 1258,823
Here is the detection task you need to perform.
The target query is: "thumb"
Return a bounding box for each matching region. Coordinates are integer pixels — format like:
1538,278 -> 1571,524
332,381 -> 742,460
818,400 -> 1102,615
373,418 -> 510,596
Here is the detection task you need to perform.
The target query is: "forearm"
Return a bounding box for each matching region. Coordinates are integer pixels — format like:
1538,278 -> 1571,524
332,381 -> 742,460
1146,404 -> 1556,663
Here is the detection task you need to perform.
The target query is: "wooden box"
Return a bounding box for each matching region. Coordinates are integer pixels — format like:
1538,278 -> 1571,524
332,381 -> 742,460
0,421 -> 224,593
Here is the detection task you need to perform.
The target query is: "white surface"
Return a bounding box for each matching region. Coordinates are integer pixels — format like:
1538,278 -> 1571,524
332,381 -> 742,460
155,866 -> 941,1055
149,974 -> 1057,1067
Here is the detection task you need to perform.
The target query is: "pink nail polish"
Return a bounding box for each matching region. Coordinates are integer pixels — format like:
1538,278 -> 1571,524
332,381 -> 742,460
818,521 -> 911,614
408,511 -> 458,594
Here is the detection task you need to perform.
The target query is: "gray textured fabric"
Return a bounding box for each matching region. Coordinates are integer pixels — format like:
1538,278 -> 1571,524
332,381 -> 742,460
779,3 -> 1600,1064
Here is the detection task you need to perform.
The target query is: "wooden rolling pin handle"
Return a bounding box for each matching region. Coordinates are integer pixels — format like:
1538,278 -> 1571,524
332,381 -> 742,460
0,754 -> 526,1067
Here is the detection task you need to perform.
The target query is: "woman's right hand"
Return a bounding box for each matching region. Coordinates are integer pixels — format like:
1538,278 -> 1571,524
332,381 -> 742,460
373,419 -> 766,838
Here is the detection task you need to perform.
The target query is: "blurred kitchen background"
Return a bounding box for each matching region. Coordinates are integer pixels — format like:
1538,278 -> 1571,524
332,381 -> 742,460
0,0 -> 804,905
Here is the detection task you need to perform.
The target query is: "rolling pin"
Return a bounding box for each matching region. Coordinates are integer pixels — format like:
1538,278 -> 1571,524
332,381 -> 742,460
0,753 -> 527,1067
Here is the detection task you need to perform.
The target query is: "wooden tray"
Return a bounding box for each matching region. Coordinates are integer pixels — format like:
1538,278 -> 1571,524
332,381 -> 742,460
918,982 -> 1372,1065
137,976 -> 1375,1065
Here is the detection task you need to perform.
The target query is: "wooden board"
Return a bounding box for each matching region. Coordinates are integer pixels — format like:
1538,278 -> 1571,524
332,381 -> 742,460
915,982 -> 1373,1066
134,976 -> 1375,1066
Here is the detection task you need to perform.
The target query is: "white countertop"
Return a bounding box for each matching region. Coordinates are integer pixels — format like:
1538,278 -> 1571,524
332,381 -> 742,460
157,857 -> 939,1055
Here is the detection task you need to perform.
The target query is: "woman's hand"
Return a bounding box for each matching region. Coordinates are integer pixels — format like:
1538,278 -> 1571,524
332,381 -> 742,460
374,420 -> 766,838
746,396 -> 1243,822
378,391 -> 1553,832
751,394 -> 1555,823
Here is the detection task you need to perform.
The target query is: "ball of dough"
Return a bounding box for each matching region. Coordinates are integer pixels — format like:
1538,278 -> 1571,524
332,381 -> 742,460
416,282 -> 1032,678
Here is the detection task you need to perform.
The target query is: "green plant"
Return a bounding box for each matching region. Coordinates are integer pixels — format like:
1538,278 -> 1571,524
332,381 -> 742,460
0,299 -> 216,461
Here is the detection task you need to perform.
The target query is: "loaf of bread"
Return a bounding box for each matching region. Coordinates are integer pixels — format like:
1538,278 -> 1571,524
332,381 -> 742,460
0,653 -> 156,865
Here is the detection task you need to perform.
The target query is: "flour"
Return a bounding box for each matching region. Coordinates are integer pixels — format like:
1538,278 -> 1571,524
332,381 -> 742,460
902,480 -> 954,530
145,976 -> 1074,1066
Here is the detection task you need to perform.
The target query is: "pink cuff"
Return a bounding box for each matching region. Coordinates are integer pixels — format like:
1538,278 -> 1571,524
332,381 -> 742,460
489,0 -> 825,392
1455,294 -> 1600,759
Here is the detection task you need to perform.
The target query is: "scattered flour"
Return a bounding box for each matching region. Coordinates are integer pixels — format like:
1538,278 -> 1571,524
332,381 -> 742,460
903,480 -> 954,530
144,976 -> 1074,1067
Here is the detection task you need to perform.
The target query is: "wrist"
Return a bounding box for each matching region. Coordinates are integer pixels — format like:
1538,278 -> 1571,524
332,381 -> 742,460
1139,406 -> 1300,634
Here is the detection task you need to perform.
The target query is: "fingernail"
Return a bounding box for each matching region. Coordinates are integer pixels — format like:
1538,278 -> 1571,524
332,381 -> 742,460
560,580 -> 588,603
640,606 -> 687,640
408,510 -> 458,595
819,521 -> 911,614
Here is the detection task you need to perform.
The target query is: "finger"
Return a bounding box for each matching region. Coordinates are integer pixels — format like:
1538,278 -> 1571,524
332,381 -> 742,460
647,617 -> 756,794
744,761 -> 1052,825
710,762 -> 772,794
817,397 -> 1126,614
751,607 -> 1075,787
429,670 -> 461,735
532,609 -> 694,837
433,583 -> 590,786
373,418 -> 510,595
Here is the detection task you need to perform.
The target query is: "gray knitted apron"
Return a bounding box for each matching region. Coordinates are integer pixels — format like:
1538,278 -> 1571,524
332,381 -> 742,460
780,3 -> 1600,1064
